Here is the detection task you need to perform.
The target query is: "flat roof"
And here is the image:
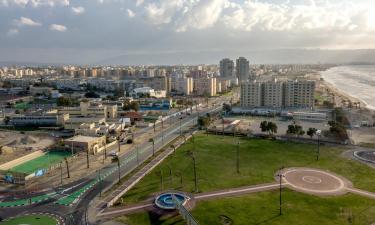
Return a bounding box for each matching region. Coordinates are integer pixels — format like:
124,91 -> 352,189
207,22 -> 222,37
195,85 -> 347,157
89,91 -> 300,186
65,135 -> 102,143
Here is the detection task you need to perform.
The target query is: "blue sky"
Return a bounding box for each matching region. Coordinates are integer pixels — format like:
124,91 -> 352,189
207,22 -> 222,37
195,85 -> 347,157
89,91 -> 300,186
0,0 -> 375,64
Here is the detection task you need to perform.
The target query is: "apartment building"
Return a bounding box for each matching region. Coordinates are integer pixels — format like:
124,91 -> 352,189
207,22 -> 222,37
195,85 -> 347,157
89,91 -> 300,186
262,79 -> 283,108
283,80 -> 315,108
194,77 -> 217,96
240,79 -> 315,109
172,77 -> 194,95
139,76 -> 171,93
240,80 -> 262,108
236,57 -> 250,82
220,58 -> 234,77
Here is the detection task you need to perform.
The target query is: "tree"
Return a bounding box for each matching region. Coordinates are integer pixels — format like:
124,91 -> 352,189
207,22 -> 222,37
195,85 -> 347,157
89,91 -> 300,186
3,116 -> 10,125
287,124 -> 296,135
57,96 -> 73,107
84,91 -> 100,98
267,122 -> 278,135
198,116 -> 211,129
260,121 -> 268,133
307,128 -> 317,139
260,121 -> 277,135
130,101 -> 140,112
223,103 -> 231,113
287,124 -> 304,137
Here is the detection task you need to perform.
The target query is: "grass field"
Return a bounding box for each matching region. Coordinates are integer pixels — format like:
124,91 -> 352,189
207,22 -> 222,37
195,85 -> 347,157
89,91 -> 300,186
119,133 -> 375,205
1,215 -> 58,225
118,190 -> 375,225
10,151 -> 70,174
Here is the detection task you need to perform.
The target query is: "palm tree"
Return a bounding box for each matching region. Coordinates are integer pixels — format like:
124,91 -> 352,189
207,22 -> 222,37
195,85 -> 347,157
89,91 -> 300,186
149,138 -> 155,156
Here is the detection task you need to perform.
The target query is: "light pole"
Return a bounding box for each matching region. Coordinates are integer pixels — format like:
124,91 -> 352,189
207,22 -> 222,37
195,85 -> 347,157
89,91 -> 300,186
60,162 -> 63,185
179,117 -> 182,136
117,156 -> 121,184
98,169 -> 102,197
316,130 -> 322,161
278,167 -> 285,216
236,141 -> 240,174
189,151 -> 198,193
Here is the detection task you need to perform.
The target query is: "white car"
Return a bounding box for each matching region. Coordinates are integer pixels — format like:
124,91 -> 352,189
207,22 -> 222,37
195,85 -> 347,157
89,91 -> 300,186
109,151 -> 119,157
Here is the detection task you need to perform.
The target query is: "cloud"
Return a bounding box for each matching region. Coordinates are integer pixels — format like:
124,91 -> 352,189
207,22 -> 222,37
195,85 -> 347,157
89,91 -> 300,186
14,17 -> 41,26
1,0 -> 69,7
71,6 -> 85,15
128,0 -> 375,33
6,28 -> 19,36
127,9 -> 135,18
49,24 -> 67,32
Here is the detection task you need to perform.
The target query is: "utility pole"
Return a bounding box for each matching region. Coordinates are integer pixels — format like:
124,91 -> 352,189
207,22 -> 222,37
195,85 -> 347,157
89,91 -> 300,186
190,151 -> 198,193
118,137 -> 121,153
86,148 -> 90,169
316,130 -> 322,161
98,169 -> 102,197
236,141 -> 240,174
117,156 -> 121,184
60,162 -> 63,185
179,117 -> 182,136
136,145 -> 139,165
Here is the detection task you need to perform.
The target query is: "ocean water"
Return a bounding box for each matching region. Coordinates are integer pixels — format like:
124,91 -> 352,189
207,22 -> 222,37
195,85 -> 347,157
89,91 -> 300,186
320,65 -> 375,110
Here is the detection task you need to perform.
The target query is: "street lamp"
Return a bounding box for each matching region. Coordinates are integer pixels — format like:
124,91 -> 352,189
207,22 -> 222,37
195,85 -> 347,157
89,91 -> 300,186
316,130 -> 322,161
277,167 -> 285,216
236,141 -> 240,174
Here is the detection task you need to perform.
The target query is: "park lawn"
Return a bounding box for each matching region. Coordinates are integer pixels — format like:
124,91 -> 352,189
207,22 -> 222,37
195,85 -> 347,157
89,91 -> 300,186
119,133 -> 375,205
11,151 -> 70,174
118,190 -> 375,225
1,215 -> 58,225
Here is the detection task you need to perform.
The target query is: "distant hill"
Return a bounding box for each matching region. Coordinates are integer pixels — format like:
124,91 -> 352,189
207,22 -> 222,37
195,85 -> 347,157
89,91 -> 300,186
1,49 -> 375,66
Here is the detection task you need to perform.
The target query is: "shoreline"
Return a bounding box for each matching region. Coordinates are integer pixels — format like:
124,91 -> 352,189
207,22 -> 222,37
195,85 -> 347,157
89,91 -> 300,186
319,77 -> 375,113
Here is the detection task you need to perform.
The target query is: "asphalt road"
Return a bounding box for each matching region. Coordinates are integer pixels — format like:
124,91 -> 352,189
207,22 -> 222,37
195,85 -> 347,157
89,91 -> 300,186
0,97 -> 227,224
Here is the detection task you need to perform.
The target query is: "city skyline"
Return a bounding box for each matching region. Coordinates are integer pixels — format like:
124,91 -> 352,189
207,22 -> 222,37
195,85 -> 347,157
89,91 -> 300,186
1,0 -> 375,65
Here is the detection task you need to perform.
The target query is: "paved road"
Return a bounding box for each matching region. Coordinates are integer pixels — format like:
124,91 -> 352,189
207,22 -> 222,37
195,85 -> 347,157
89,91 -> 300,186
0,95 -> 229,224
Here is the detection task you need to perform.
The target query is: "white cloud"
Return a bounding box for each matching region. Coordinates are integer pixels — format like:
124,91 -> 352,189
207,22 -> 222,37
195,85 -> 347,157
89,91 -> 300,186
1,0 -> 69,7
127,9 -> 135,18
71,6 -> 85,15
175,0 -> 227,32
6,28 -> 19,36
135,0 -> 143,7
130,0 -> 375,33
14,17 -> 41,26
49,24 -> 67,32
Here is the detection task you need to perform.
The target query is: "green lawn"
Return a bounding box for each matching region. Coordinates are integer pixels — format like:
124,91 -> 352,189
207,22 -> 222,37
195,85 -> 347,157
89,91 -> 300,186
1,215 -> 58,225
119,134 -> 375,205
118,190 -> 375,225
10,151 -> 70,174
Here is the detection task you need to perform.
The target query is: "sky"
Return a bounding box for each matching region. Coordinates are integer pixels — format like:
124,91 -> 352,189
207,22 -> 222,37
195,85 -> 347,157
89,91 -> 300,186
1,0 -> 375,65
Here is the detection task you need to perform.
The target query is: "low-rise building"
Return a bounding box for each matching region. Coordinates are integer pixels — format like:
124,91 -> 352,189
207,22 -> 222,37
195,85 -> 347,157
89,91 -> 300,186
64,135 -> 106,155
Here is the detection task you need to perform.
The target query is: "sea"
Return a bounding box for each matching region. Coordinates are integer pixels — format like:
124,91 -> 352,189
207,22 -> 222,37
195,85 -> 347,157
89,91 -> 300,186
320,65 -> 375,110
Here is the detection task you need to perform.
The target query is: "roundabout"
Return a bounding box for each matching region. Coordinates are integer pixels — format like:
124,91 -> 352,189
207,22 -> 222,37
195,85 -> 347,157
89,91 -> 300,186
279,168 -> 353,196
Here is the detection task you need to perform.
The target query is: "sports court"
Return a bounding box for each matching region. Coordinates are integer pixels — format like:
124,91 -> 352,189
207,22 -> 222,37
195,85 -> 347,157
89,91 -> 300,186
10,151 -> 70,175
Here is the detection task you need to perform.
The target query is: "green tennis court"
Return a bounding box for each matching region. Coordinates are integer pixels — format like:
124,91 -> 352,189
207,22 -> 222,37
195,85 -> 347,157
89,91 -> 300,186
0,215 -> 58,225
10,151 -> 70,175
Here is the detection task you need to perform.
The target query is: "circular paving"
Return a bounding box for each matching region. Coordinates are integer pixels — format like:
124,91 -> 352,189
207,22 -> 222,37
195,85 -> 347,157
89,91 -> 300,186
279,168 -> 352,196
354,150 -> 375,164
